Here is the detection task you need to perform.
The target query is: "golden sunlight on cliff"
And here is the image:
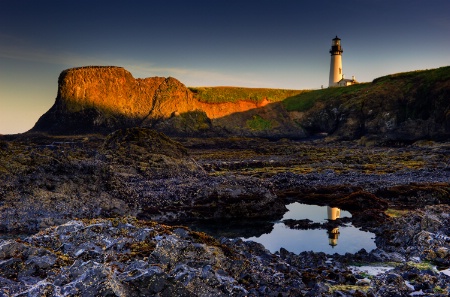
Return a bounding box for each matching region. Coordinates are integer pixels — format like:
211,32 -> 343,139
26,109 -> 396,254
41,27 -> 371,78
57,66 -> 271,121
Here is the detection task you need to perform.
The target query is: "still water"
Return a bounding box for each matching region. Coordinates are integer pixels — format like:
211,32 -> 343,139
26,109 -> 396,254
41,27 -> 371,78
244,203 -> 376,255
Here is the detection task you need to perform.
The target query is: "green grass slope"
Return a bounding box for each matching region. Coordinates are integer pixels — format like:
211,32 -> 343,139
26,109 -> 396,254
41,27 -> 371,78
283,66 -> 450,114
189,86 -> 307,103
190,66 -> 449,115
282,83 -> 370,112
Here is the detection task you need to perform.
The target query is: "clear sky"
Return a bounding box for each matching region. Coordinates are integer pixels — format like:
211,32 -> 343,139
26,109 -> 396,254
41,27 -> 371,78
1,0 -> 449,134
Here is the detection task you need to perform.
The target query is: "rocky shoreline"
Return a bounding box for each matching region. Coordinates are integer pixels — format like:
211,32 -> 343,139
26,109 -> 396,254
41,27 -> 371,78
1,129 -> 450,295
1,207 -> 450,296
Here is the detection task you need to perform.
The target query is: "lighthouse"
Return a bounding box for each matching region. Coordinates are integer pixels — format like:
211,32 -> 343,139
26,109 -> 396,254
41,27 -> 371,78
328,36 -> 358,87
329,36 -> 343,87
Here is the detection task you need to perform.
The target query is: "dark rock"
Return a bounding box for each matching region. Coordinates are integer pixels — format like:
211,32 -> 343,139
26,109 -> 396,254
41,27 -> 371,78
103,127 -> 189,159
334,191 -> 388,212
376,183 -> 450,208
370,273 -> 410,296
283,219 -> 321,230
0,218 -> 311,296
1,214 -> 450,296
297,67 -> 450,142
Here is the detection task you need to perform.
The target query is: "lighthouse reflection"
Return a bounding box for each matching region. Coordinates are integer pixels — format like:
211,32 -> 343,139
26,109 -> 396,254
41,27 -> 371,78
243,203 -> 376,254
183,203 -> 376,254
327,207 -> 341,248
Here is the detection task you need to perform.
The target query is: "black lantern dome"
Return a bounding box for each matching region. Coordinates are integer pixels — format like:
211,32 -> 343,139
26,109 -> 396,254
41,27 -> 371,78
330,36 -> 343,55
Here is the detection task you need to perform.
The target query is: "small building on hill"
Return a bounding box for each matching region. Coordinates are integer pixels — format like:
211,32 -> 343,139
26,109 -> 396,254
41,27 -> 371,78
337,75 -> 358,87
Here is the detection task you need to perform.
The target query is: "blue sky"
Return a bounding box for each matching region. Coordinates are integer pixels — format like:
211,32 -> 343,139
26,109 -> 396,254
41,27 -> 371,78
1,0 -> 449,134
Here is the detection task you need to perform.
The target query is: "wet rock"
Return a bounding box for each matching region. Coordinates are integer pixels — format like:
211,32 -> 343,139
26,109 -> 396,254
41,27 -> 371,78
334,191 -> 388,212
117,265 -> 167,296
0,218 -> 312,296
283,218 -> 321,229
1,132 -> 450,295
376,183 -> 450,208
0,130 -> 289,235
369,273 -> 410,296
102,127 -> 189,159
2,214 -> 450,296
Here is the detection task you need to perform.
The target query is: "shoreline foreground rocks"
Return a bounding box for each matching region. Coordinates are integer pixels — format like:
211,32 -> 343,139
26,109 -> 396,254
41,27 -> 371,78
0,128 -> 286,234
1,129 -> 450,295
2,208 -> 450,296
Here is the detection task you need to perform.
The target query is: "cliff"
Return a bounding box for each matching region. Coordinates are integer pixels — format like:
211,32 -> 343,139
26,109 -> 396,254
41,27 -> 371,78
289,66 -> 450,143
32,66 -> 198,134
31,65 -> 450,142
32,66 -> 277,135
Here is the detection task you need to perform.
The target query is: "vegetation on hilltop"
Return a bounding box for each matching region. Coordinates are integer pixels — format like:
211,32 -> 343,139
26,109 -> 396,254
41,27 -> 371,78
190,66 -> 450,114
373,66 -> 450,84
283,66 -> 450,141
189,86 -> 306,103
246,115 -> 273,131
282,66 -> 450,113
282,83 -> 370,112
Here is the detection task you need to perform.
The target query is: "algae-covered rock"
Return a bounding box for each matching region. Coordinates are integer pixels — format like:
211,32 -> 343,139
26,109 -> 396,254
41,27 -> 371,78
154,110 -> 214,137
103,127 -> 188,159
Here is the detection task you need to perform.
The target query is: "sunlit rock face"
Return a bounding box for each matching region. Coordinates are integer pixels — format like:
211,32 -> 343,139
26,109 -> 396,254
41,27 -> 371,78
32,66 -> 198,134
56,66 -> 164,118
30,66 -> 280,136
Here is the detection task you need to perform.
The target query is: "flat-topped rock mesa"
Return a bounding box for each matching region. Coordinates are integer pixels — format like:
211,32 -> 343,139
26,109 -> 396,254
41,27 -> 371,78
32,66 -> 270,134
57,66 -> 187,119
33,66 -> 191,133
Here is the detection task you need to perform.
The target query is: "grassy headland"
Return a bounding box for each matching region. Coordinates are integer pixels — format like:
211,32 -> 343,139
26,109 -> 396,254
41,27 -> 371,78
282,83 -> 370,112
190,66 -> 450,113
189,86 -> 307,103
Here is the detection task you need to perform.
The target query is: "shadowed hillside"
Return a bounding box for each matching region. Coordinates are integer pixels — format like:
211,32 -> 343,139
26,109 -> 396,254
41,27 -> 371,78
286,66 -> 450,142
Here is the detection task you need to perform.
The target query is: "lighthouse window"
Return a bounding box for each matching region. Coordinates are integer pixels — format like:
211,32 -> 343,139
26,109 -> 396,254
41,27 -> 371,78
339,68 -> 342,74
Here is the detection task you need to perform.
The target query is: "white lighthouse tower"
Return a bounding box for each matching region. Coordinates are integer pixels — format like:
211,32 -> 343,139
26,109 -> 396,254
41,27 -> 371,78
328,36 -> 343,87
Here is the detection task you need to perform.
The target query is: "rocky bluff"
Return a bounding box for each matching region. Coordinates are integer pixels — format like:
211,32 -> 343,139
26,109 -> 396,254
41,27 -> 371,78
32,66 -> 279,136
32,66 -> 196,134
32,65 -> 450,141
296,66 -> 450,143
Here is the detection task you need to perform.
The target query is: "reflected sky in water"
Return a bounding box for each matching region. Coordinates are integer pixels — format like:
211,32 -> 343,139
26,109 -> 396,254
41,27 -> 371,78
245,203 -> 376,255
